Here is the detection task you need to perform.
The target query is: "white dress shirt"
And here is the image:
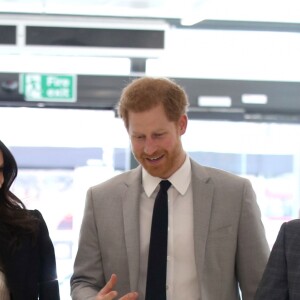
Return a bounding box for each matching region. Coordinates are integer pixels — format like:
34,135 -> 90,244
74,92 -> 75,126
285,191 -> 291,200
138,155 -> 200,300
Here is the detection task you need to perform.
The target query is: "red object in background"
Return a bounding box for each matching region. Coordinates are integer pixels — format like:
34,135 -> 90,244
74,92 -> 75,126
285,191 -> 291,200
57,214 -> 73,230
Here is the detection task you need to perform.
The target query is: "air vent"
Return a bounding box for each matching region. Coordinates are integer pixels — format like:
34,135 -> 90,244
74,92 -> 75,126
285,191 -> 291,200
0,25 -> 16,44
26,26 -> 164,49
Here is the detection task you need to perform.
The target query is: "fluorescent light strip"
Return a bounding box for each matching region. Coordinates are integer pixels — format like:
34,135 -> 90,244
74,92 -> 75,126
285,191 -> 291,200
242,94 -> 268,104
0,54 -> 131,75
198,96 -> 232,107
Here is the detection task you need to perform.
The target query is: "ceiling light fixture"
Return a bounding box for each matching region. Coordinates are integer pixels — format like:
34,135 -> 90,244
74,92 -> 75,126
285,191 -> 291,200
242,94 -> 268,104
198,96 -> 232,107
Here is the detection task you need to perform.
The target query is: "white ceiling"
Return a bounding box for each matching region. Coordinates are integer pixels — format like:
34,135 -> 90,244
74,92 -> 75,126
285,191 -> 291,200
1,0 -> 300,82
0,0 -> 300,25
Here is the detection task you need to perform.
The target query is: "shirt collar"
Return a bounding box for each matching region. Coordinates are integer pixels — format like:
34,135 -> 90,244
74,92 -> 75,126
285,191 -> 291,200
142,154 -> 191,197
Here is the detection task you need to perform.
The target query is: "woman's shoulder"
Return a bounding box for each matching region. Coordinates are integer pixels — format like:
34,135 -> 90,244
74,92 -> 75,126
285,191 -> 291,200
285,218 -> 300,230
27,209 -> 43,219
27,209 -> 47,229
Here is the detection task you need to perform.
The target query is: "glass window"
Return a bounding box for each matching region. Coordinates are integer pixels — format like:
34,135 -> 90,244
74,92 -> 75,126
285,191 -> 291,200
1,107 -> 300,299
184,120 -> 300,247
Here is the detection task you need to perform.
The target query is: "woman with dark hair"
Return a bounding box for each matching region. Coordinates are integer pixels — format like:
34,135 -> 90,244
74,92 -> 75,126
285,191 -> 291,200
0,140 -> 60,300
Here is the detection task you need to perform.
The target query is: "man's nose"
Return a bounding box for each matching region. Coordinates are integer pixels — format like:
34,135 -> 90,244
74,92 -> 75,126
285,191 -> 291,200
144,139 -> 157,155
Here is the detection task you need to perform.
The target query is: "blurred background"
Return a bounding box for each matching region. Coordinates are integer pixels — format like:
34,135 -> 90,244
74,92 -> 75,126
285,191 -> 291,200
1,0 -> 300,298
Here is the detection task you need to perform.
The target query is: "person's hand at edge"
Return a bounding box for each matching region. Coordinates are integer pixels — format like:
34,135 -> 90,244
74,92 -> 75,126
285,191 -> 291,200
96,274 -> 138,300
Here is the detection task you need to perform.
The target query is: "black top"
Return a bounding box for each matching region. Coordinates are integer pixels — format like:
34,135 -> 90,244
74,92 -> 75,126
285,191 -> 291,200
0,209 -> 60,300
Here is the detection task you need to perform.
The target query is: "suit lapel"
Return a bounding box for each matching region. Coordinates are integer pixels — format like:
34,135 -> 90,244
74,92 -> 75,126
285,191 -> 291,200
122,166 -> 143,291
121,161 -> 214,294
191,160 -> 214,292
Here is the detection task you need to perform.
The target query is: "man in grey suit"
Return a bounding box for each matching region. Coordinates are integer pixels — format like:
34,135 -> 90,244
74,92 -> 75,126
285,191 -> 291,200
255,219 -> 300,300
71,76 -> 270,300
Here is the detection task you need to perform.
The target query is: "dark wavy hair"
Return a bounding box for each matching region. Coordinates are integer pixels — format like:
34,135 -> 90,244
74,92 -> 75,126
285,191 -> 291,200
0,140 -> 39,249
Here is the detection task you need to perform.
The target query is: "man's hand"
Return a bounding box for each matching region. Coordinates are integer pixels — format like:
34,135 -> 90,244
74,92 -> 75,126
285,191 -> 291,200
96,274 -> 138,300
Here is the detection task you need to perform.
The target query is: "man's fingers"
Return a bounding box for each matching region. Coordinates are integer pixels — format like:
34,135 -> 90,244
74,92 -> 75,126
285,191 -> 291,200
95,291 -> 118,300
98,274 -> 118,296
120,292 -> 138,300
96,274 -> 138,300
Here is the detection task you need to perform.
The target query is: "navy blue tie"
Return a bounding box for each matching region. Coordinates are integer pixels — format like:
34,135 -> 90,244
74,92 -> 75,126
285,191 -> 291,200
145,180 -> 171,300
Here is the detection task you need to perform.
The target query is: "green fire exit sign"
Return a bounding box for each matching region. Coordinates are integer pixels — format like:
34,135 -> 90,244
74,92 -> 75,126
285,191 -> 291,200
20,74 -> 77,102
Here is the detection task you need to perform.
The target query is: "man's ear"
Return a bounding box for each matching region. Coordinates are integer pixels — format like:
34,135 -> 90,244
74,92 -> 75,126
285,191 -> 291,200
178,114 -> 188,134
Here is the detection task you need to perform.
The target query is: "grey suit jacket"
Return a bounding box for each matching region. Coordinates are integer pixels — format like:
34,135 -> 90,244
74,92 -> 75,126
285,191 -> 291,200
255,219 -> 300,300
71,159 -> 269,300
